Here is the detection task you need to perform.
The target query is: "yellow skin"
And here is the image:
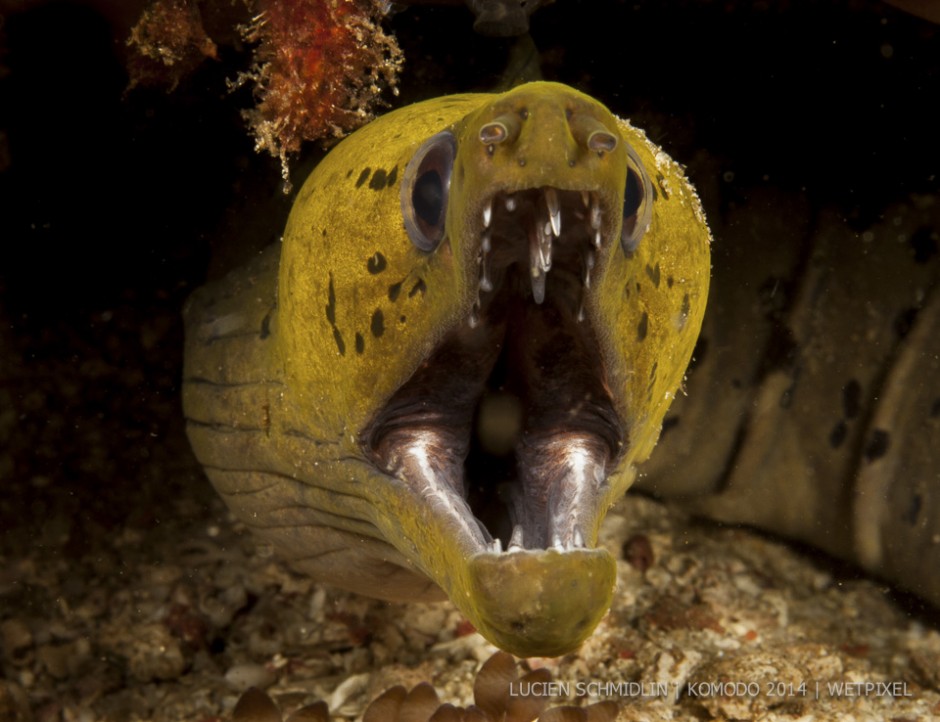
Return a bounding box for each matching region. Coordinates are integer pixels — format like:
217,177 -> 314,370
183,82 -> 710,656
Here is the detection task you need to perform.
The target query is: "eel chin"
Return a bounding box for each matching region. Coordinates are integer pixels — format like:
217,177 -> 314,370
363,186 -> 622,656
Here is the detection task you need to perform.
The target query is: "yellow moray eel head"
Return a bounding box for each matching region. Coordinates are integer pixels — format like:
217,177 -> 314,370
185,82 -> 710,657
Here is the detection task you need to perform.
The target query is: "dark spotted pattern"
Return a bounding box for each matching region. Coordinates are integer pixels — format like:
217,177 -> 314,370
367,252 -> 387,275
332,328 -> 346,354
364,166 -> 399,190
637,311 -> 649,342
388,281 -> 403,302
829,420 -> 847,449
371,309 -> 385,338
325,274 -> 345,355
645,263 -> 661,288
656,172 -> 670,200
325,274 -> 337,325
863,429 -> 891,462
355,168 -> 371,188
409,279 -> 427,297
368,169 -> 388,190
355,332 -> 365,354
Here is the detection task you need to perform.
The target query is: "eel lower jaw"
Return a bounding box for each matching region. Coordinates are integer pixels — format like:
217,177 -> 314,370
371,429 -> 618,657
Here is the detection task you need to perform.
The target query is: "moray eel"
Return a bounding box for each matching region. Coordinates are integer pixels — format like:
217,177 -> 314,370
183,81 -> 710,656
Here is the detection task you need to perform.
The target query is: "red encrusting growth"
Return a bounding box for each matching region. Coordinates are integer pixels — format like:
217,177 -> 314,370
240,0 -> 403,183
126,0 -> 402,184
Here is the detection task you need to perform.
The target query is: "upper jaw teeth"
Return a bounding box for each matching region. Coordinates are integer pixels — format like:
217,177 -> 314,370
590,198 -> 602,229
475,188 -> 607,314
545,187 -> 562,237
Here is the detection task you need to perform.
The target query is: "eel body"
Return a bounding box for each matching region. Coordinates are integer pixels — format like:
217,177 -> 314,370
183,81 -> 711,656
636,190 -> 940,608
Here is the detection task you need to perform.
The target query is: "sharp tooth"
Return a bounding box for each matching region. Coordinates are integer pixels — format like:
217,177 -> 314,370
551,534 -> 564,551
577,298 -> 586,322
584,249 -> 595,289
593,229 -> 602,248
480,232 -> 493,291
581,190 -> 590,208
530,226 -> 548,303
531,267 -> 546,304
573,528 -> 585,548
545,188 -> 562,237
505,194 -> 517,212
491,538 -> 503,553
536,211 -> 553,272
590,195 -> 602,230
468,301 -> 481,328
508,524 -> 525,550
480,263 -> 493,292
482,200 -> 492,228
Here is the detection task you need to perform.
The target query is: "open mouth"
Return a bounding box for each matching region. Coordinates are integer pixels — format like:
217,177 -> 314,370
363,183 -> 629,559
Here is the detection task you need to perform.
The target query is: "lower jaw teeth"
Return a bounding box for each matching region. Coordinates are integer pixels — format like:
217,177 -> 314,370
508,523 -> 525,551
490,522 -> 588,555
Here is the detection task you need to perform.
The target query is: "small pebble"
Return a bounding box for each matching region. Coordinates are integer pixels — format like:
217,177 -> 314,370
225,663 -> 276,691
0,619 -> 33,664
622,533 -> 655,572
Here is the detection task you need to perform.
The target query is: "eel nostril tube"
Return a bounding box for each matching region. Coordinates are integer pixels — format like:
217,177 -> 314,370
479,113 -> 522,145
568,113 -> 619,155
587,130 -> 618,154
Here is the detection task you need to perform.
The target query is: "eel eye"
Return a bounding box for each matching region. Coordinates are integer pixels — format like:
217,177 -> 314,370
621,144 -> 654,254
401,131 -> 457,252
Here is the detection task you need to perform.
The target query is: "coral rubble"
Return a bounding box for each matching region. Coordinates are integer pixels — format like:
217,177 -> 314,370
230,652 -> 618,722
